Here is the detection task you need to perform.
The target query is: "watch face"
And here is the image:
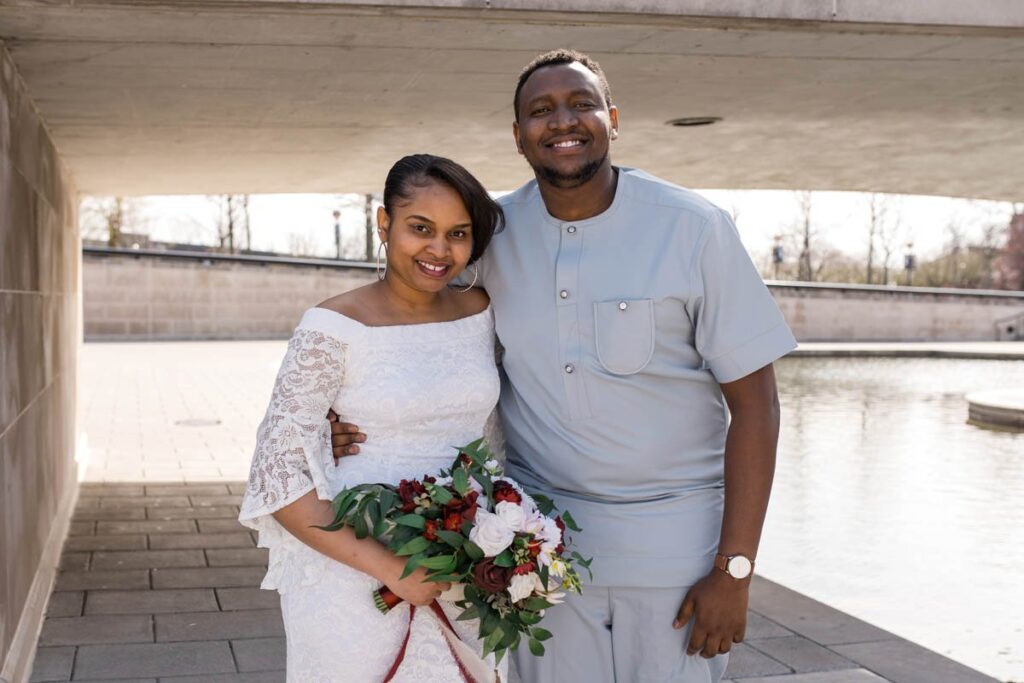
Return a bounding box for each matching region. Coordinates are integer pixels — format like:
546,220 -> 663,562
728,556 -> 752,579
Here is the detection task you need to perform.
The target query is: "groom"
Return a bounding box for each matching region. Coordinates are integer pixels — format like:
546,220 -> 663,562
332,50 -> 796,682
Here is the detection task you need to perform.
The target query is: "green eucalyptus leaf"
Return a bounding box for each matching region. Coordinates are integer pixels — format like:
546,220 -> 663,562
531,494 -> 555,515
435,530 -> 464,549
523,597 -> 553,611
456,606 -> 480,621
428,485 -> 454,505
493,550 -> 515,568
395,536 -> 430,557
400,553 -> 426,579
418,554 -> 456,570
394,514 -> 426,530
561,510 -> 582,532
528,638 -> 545,657
452,468 -> 470,496
378,489 -> 397,513
531,627 -> 553,642
463,541 -> 484,561
483,624 -> 505,654
353,515 -> 368,539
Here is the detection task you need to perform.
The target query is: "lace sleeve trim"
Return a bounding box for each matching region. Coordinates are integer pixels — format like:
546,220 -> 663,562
239,328 -> 347,522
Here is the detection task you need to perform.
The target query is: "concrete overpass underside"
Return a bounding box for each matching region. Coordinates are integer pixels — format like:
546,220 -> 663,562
1,0 -> 1023,199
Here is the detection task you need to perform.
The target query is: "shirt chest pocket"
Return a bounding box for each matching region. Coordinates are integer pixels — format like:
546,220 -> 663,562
593,298 -> 656,375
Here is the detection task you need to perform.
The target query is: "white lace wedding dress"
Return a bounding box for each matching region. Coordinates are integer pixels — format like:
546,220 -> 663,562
239,306 -> 506,683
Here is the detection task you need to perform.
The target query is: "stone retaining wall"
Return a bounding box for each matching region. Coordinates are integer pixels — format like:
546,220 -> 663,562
0,42 -> 81,681
83,248 -> 1024,342
83,249 -> 375,340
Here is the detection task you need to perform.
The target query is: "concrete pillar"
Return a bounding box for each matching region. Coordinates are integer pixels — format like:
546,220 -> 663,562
0,40 -> 80,683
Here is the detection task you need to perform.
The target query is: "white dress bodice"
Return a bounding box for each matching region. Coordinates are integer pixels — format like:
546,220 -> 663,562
239,305 -> 500,594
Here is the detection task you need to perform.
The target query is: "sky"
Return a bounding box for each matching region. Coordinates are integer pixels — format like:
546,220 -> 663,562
86,189 -> 1016,266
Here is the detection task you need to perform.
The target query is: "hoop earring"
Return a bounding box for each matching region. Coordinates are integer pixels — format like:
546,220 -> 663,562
457,264 -> 479,292
376,242 -> 387,281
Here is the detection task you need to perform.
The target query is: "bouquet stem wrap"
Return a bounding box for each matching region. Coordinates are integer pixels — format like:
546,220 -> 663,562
381,594 -> 499,683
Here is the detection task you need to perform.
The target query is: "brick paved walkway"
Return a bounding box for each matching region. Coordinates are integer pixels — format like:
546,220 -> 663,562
28,342 -> 1002,682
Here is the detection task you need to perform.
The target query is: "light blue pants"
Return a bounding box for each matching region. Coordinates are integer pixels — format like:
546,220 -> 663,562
512,585 -> 729,683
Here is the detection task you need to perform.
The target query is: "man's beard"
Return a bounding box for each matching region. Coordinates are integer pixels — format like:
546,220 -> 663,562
534,152 -> 607,189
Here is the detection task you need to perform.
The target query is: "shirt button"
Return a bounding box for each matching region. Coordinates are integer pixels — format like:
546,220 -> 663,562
618,301 -> 628,311
559,290 -> 569,299
564,364 -> 575,374
567,226 -> 577,234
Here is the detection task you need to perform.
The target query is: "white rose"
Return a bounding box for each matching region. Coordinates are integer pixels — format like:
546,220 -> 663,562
519,493 -> 538,517
494,501 -> 526,533
468,509 -> 514,557
508,573 -> 537,603
521,509 -> 546,536
540,518 -> 565,544
484,459 -> 503,476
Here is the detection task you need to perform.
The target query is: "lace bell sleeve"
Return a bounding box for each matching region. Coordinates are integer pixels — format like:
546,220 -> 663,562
239,324 -> 347,526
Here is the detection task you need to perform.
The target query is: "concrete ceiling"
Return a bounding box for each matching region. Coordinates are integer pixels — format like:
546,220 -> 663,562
1,0 -> 1023,199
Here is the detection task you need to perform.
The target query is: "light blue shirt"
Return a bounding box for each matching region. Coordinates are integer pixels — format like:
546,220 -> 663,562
477,168 -> 797,587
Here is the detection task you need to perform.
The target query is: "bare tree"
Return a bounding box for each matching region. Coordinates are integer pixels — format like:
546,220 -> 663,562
211,194 -> 250,253
288,230 -> 320,257
995,207 -> 1024,290
865,194 -> 886,284
876,201 -> 904,285
364,194 -> 376,262
79,196 -> 147,247
242,195 -> 252,252
794,191 -> 815,282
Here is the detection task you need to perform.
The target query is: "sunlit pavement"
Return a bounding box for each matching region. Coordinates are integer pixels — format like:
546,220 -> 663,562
27,342 -> 1003,682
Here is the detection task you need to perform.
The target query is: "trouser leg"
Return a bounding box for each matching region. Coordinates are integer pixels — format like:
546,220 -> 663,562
609,585 -> 729,683
512,586 -> 615,683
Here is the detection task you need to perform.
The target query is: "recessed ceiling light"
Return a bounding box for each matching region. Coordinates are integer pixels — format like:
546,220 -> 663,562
666,116 -> 722,127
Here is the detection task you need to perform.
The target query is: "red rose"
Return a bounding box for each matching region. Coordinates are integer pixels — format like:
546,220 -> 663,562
513,561 -> 535,576
443,511 -> 462,532
461,490 -> 480,522
554,516 -> 567,555
398,479 -> 425,503
492,481 -> 522,505
423,519 -> 439,542
472,558 -> 512,593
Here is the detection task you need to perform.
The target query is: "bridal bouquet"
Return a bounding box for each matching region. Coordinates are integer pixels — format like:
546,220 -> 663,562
318,438 -> 591,665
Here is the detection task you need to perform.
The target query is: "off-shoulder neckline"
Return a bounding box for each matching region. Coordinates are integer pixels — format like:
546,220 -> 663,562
306,304 -> 492,330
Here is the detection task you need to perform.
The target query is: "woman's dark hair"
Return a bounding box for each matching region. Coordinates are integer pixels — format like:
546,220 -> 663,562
382,154 -> 504,264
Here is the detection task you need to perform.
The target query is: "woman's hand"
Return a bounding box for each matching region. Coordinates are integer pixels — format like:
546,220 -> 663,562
384,564 -> 451,607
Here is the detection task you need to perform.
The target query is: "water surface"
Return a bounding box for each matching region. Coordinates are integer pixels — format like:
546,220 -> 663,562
761,358 -> 1023,681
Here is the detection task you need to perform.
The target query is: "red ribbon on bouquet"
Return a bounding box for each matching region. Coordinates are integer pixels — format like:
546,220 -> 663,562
378,588 -> 484,683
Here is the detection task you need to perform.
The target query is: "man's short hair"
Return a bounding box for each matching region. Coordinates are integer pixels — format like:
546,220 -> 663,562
513,49 -> 613,120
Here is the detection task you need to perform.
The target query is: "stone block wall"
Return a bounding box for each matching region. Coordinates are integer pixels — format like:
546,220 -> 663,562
80,250 -> 1024,343
771,283 -> 1024,342
83,251 -> 375,340
0,43 -> 80,680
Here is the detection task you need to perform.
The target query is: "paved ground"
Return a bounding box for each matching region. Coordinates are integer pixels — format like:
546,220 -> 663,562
28,342 -> 1004,682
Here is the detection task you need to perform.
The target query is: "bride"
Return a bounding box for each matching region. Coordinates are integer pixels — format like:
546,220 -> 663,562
239,154 -> 506,682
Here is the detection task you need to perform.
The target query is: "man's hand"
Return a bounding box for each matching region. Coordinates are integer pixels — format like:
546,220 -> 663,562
673,570 -> 749,658
326,409 -> 365,462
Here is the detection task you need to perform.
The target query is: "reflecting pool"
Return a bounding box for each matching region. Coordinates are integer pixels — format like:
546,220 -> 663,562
761,357 -> 1024,681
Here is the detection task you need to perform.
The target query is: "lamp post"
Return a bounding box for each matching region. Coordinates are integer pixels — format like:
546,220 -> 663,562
332,209 -> 342,260
903,242 -> 916,286
772,234 -> 784,280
